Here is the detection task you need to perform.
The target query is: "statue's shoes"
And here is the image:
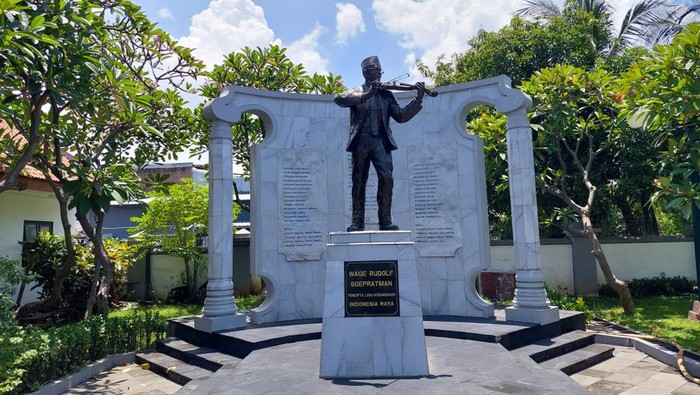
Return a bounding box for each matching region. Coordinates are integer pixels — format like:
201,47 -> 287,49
379,224 -> 399,231
346,224 -> 364,232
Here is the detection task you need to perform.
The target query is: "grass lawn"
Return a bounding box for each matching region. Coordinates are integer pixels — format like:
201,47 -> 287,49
108,294 -> 264,319
109,303 -> 203,319
586,295 -> 700,352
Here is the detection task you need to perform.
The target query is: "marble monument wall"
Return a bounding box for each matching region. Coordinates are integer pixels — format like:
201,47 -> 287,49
206,76 -> 535,324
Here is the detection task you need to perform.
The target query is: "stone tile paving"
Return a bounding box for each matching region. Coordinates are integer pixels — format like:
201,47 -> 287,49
571,345 -> 700,395
61,363 -> 180,395
59,339 -> 700,394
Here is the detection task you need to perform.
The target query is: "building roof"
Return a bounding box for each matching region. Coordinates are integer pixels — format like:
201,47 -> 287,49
0,119 -> 72,190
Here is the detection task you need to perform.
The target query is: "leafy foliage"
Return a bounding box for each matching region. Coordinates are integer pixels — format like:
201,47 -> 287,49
422,10 -> 611,87
545,284 -> 593,322
620,23 -> 700,218
1,0 -> 204,316
599,274 -> 696,297
129,179 -> 234,298
0,311 -> 167,395
21,232 -> 135,319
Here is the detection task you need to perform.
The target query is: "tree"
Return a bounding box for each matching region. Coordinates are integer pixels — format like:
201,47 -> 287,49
129,179 -> 239,300
522,65 -> 635,313
420,11 -> 611,87
516,0 -> 674,54
197,45 -> 344,177
644,1 -> 700,43
0,0 -> 102,192
620,23 -> 700,216
424,10 -> 661,238
6,0 -> 203,318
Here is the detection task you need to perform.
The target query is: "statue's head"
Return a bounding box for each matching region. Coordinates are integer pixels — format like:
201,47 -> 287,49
361,56 -> 382,82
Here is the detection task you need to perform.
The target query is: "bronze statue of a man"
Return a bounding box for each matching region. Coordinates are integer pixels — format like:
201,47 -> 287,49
334,56 -> 425,232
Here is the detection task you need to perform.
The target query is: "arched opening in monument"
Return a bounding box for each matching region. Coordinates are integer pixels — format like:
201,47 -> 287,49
231,108 -> 275,311
461,103 -> 516,305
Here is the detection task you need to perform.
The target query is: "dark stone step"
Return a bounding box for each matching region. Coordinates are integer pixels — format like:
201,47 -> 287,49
512,330 -> 596,363
157,337 -> 242,372
135,351 -> 212,386
538,343 -> 615,375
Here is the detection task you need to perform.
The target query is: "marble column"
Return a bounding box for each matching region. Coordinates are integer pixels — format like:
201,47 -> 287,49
195,118 -> 246,332
503,108 -> 559,325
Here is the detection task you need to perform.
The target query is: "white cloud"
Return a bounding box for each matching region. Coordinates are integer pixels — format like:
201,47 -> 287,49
179,0 -> 328,76
179,0 -> 276,68
286,25 -> 329,75
158,7 -> 174,20
372,0 -> 651,82
372,0 -> 521,81
335,3 -> 365,45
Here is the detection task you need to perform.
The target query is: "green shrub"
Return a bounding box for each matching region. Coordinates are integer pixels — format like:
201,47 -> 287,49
0,311 -> 168,395
21,232 -> 135,319
599,274 -> 696,298
545,284 -> 592,323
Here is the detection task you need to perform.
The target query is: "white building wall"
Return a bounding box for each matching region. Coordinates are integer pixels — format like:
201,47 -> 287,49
0,189 -> 75,303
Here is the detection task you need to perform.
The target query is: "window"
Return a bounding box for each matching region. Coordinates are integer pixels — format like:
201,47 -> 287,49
23,220 -> 53,242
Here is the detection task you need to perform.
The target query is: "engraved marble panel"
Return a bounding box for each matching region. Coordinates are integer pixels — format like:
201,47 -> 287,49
408,145 -> 462,257
278,150 -> 328,261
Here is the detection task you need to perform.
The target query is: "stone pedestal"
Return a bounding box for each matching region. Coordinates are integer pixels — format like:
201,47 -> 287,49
320,231 -> 429,378
689,300 -> 700,321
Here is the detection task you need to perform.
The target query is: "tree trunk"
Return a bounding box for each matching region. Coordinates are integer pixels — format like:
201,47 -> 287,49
78,212 -> 113,316
615,196 -> 641,236
183,257 -> 193,298
583,215 -> 635,314
94,240 -> 113,314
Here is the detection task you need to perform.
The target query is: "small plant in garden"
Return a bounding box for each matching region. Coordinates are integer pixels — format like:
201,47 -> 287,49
20,233 -> 135,322
0,310 -> 168,395
129,178 -> 239,302
545,284 -> 593,323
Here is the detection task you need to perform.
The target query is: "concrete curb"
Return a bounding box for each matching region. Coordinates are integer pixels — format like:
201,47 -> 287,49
595,333 -> 700,377
29,352 -> 136,395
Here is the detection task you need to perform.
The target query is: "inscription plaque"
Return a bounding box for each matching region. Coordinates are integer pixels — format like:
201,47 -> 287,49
408,145 -> 462,257
278,150 -> 328,261
344,261 -> 399,317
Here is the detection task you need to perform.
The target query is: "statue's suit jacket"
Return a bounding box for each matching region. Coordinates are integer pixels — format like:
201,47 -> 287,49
334,84 -> 422,153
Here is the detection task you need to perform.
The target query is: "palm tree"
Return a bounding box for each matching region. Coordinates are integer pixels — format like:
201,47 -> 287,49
645,1 -> 700,43
516,0 -> 674,54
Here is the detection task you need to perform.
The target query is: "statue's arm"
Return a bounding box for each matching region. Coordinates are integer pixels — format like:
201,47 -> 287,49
334,87 -> 365,107
389,94 -> 423,123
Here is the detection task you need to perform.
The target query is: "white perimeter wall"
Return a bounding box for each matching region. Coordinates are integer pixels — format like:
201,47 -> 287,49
150,254 -> 207,301
488,239 -> 697,291
0,189 -> 72,303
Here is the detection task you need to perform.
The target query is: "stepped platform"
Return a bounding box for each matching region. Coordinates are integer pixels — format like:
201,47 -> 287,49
140,310 -> 620,394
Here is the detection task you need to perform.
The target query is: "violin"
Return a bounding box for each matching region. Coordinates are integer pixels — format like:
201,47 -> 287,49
377,82 -> 439,97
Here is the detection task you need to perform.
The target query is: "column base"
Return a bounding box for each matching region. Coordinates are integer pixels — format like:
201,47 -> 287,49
505,306 -> 560,325
195,313 -> 246,333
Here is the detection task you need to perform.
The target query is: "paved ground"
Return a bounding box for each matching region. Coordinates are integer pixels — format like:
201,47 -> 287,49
62,339 -> 700,394
62,363 -> 181,395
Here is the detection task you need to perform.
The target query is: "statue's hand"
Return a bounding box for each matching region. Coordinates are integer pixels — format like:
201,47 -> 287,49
415,81 -> 425,102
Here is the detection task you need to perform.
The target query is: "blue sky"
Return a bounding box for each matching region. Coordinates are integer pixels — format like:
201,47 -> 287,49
130,0 -> 667,168
131,0 -> 653,93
